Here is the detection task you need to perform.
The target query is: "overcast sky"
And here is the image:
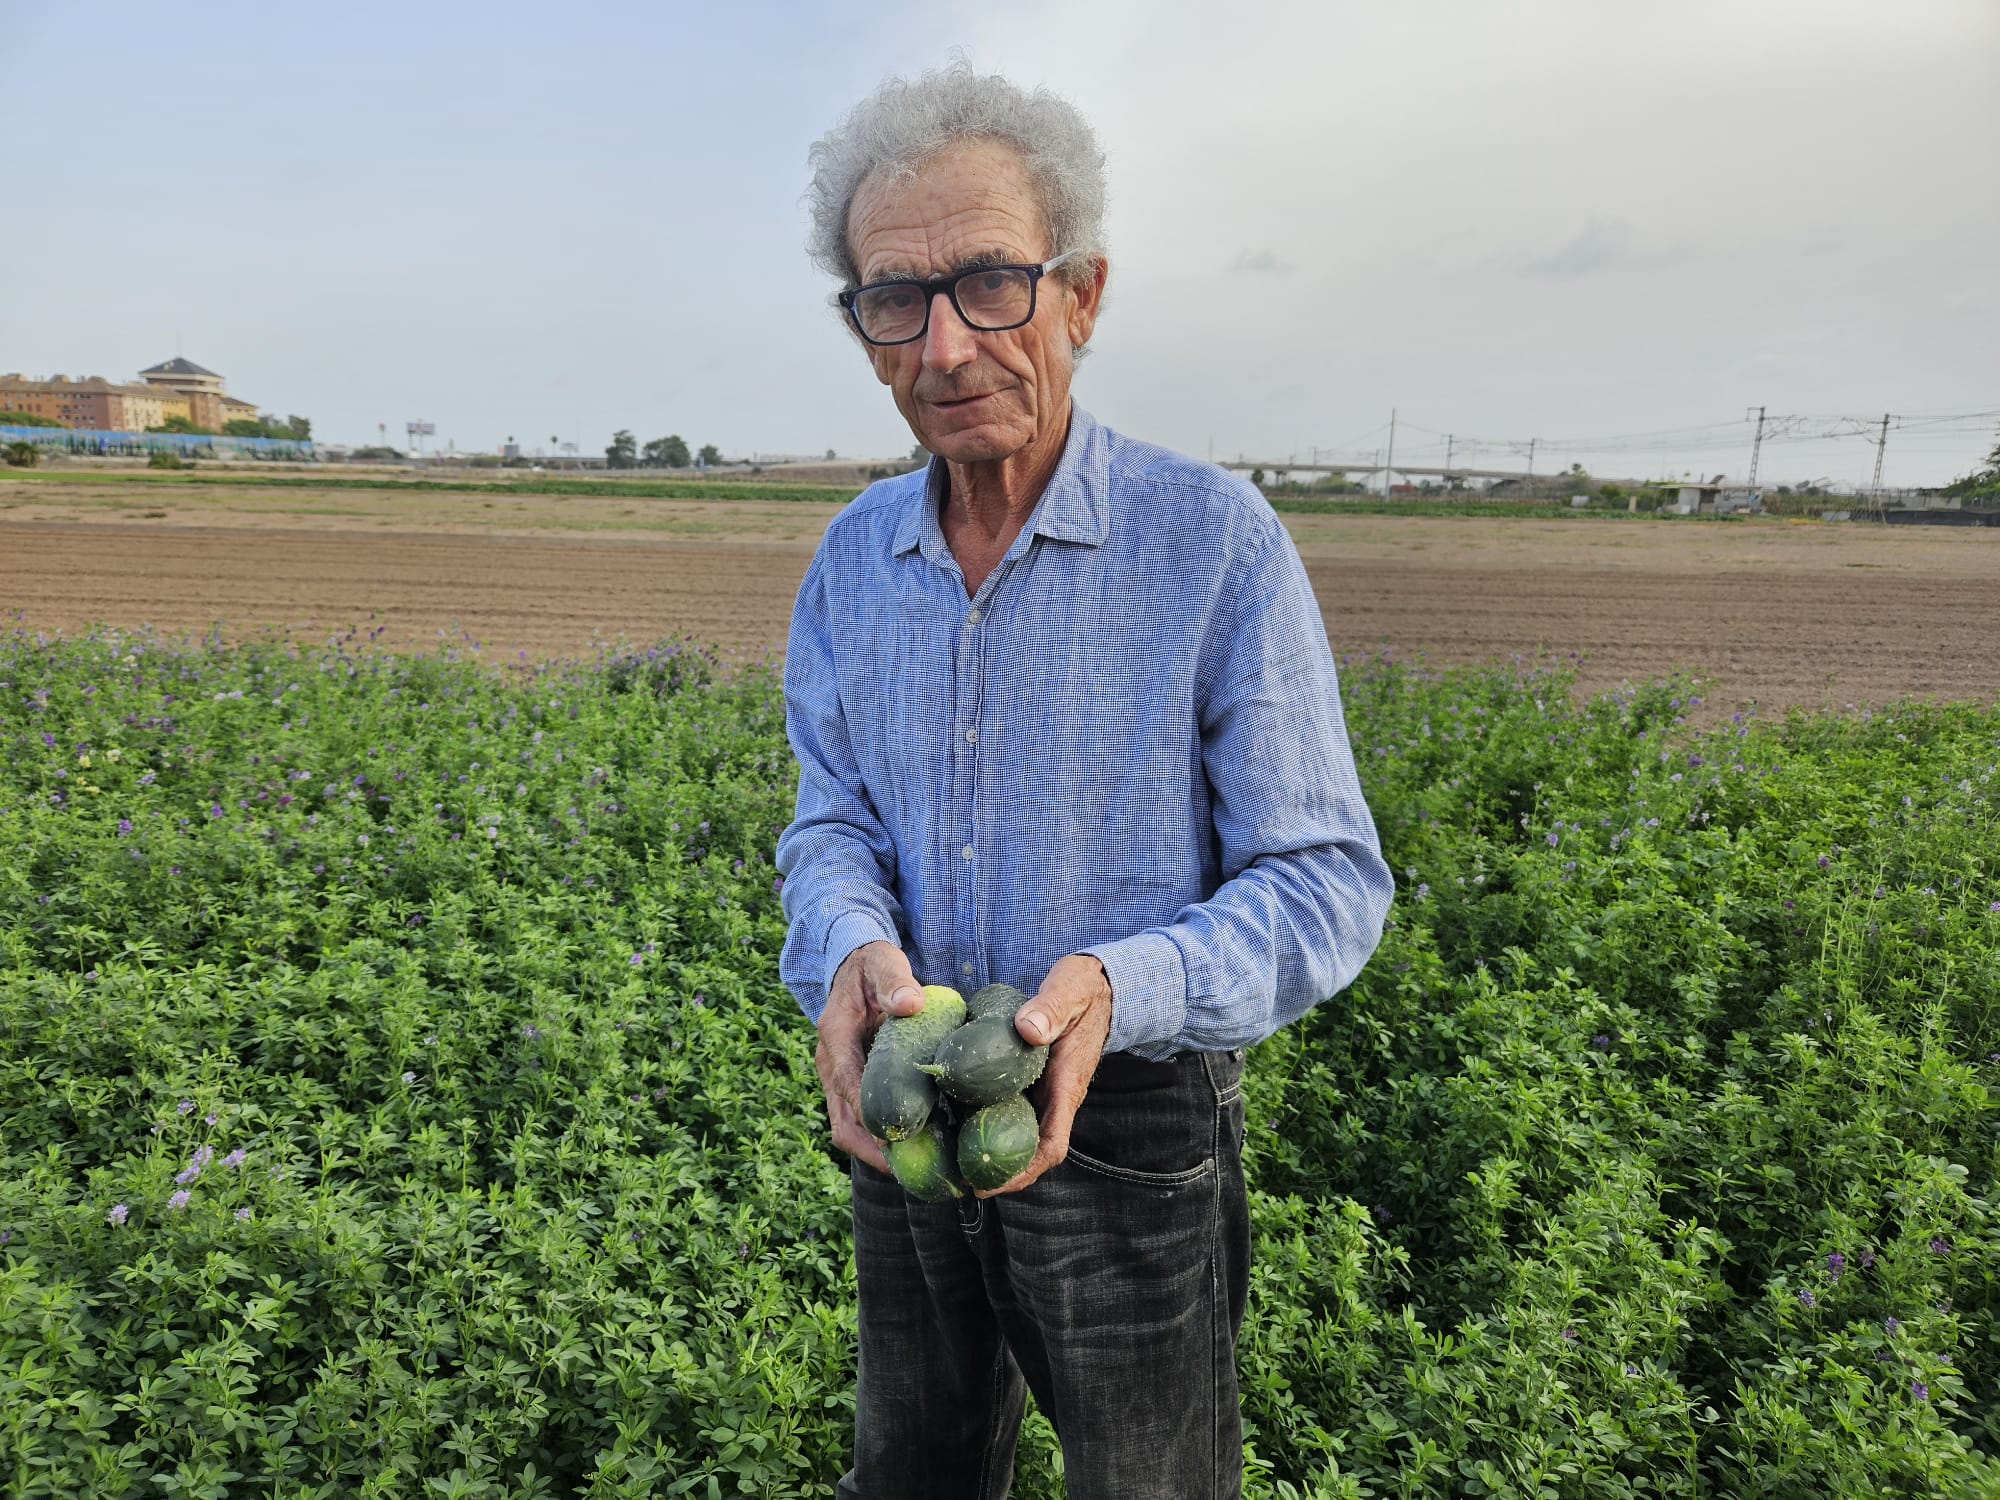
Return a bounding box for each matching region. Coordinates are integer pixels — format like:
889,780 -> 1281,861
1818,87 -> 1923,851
3,0 -> 1995,486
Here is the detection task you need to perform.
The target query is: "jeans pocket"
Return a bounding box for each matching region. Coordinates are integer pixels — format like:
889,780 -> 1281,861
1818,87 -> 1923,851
1064,1147 -> 1216,1190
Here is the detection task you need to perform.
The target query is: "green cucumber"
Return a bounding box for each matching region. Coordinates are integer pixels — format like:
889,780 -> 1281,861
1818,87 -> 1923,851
858,985 -> 967,1141
887,1116 -> 962,1202
966,981 -> 1030,1023
957,1094 -> 1040,1191
918,1013 -> 1048,1107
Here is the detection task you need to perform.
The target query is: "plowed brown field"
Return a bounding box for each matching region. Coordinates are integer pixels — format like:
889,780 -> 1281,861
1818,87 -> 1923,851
4,475 -> 1996,714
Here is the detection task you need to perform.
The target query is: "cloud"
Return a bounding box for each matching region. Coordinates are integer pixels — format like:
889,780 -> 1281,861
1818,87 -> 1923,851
1521,219 -> 1633,278
1229,248 -> 1293,274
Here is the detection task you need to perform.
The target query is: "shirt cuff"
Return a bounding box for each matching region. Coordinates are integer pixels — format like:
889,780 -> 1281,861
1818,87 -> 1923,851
1082,931 -> 1189,1056
822,911 -> 899,994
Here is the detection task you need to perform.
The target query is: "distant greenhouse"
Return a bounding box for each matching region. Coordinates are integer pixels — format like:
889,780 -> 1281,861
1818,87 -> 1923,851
0,425 -> 314,459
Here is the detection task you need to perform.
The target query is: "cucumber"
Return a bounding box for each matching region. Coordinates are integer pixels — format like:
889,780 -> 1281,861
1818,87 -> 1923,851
966,981 -> 1030,1023
958,1094 -> 1040,1191
918,1014 -> 1048,1107
887,1116 -> 962,1202
858,985 -> 966,1141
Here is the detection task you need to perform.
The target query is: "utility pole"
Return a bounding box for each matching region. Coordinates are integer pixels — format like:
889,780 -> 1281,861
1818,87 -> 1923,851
1746,405 -> 1766,487
1526,438 -> 1537,481
1443,433 -> 1454,479
1382,408 -> 1397,497
1871,413 -> 1892,496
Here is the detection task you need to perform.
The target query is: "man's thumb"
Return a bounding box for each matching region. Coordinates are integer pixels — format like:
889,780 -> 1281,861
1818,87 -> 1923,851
1017,1000 -> 1067,1046
873,960 -> 924,1017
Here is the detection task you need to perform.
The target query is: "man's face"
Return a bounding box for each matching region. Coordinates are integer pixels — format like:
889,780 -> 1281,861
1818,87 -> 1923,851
846,138 -> 1104,465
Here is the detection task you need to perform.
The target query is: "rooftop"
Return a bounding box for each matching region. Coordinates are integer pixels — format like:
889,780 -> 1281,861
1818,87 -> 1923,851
140,357 -> 220,378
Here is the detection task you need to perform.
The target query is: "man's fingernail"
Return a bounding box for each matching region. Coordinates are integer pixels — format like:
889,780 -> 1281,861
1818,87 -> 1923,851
1021,1010 -> 1048,1042
893,986 -> 921,1008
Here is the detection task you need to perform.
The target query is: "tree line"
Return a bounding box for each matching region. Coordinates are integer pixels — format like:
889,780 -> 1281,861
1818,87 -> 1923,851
604,432 -> 723,470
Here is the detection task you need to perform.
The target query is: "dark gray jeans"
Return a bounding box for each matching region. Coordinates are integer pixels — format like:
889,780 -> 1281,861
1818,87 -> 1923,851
838,1048 -> 1250,1500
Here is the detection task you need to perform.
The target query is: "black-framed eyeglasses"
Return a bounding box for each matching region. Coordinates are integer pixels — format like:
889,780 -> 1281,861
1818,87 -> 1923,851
839,249 -> 1083,346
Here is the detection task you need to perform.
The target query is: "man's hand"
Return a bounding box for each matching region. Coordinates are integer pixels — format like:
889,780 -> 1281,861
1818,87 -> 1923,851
816,940 -> 926,1175
976,953 -> 1113,1196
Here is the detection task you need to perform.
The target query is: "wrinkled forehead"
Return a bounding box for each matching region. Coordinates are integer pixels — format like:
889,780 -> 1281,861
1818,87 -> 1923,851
846,139 -> 1052,283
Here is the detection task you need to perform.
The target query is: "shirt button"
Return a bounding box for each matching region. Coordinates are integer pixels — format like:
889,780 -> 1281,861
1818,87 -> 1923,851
961,844 -> 974,861
964,728 -> 978,744
961,961 -> 974,976
966,609 -> 982,625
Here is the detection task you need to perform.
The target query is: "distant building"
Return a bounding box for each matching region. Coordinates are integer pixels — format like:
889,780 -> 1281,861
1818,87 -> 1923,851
0,358 -> 266,432
138,357 -> 260,430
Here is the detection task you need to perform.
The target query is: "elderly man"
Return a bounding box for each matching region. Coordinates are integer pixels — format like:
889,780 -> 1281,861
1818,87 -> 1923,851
777,67 -> 1392,1499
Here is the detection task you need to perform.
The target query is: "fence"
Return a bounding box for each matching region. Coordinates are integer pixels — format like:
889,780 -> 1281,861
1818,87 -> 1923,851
0,426 -> 315,460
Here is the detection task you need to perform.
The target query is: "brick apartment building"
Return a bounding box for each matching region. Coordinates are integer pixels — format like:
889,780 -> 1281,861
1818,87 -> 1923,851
0,358 -> 263,432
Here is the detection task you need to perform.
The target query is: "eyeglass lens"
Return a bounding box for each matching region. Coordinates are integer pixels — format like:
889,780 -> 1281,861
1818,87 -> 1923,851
853,267 -> 1036,343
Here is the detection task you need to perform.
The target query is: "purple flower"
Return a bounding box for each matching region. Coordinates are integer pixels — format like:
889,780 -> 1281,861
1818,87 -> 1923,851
1885,1317 -> 1901,1335
209,804 -> 224,819
1860,1248 -> 1876,1269
174,1165 -> 200,1186
1797,1289 -> 1815,1308
1546,832 -> 1560,847
234,1207 -> 252,1222
629,953 -> 644,967
401,1071 -> 415,1084
138,771 -> 155,786
1827,1252 -> 1846,1281
1818,854 -> 1830,868
168,1190 -> 191,1211
203,1113 -> 217,1126
107,1204 -> 129,1227
1931,1237 -> 1952,1256
1589,1034 -> 1611,1051
222,1148 -> 247,1169
1990,902 -> 2000,915
1560,1327 -> 1577,1341
1912,1379 -> 1929,1401
177,1099 -> 196,1115
117,818 -> 133,837
1414,883 -> 1430,901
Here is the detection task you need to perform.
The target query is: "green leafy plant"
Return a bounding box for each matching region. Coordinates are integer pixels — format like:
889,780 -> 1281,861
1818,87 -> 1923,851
0,633 -> 1992,1496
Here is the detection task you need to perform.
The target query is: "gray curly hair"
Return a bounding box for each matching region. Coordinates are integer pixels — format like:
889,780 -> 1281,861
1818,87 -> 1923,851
806,64 -> 1108,290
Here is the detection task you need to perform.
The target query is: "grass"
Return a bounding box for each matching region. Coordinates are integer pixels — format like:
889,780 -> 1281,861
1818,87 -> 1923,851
0,470 -> 864,506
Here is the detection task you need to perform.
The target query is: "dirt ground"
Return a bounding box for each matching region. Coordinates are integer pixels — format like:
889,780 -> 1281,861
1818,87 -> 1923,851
4,474 -> 1997,714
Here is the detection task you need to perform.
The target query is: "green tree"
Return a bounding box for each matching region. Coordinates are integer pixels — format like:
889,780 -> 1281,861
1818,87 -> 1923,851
698,443 -> 723,467
3,441 -> 40,467
910,443 -> 928,462
1943,441 -> 2000,501
605,430 -> 639,468
150,415 -> 216,436
1250,467 -> 1265,487
0,410 -> 63,429
642,434 -> 690,468
222,418 -> 267,438
284,414 -> 312,441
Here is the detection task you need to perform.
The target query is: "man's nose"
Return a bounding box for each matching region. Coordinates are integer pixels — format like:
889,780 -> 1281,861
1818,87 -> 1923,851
921,290 -> 978,372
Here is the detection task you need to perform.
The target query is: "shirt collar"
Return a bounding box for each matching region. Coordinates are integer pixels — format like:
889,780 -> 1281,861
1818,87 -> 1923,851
891,402 -> 1111,559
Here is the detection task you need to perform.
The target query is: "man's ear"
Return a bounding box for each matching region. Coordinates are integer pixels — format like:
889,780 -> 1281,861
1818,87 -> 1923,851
1065,255 -> 1109,352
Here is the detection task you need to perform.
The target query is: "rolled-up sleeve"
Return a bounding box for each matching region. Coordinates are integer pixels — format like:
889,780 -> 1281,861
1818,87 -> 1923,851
1084,517 -> 1393,1057
775,552 -> 905,1023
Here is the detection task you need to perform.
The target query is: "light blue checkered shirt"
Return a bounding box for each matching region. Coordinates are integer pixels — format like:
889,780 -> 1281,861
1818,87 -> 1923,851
776,405 -> 1392,1059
